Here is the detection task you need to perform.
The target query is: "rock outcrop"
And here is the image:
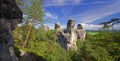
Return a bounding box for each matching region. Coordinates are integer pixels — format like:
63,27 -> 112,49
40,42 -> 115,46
76,24 -> 86,40
43,25 -> 49,32
18,49 -> 46,61
56,19 -> 86,51
55,22 -> 60,31
0,0 -> 23,61
56,19 -> 78,51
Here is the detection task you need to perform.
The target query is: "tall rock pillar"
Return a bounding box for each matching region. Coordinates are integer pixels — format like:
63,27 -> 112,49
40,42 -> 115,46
55,22 -> 60,31
76,24 -> 86,40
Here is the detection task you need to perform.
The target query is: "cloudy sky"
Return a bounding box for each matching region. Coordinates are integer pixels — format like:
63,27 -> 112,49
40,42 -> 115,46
43,0 -> 120,30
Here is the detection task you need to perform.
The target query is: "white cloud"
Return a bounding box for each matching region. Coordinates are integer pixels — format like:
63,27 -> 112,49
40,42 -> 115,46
44,23 -> 66,30
43,0 -> 120,30
80,1 -> 114,5
44,23 -> 54,30
43,0 -> 82,6
45,22 -> 120,30
46,23 -> 103,30
75,23 -> 102,30
80,23 -> 120,31
113,23 -> 120,30
45,12 -> 58,19
84,24 -> 102,30
73,0 -> 120,23
43,0 -> 114,6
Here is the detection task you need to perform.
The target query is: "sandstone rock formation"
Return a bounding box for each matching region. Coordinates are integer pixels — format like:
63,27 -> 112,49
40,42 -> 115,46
56,19 -> 78,51
55,22 -> 60,31
0,0 -> 23,61
56,19 -> 86,51
43,25 -> 49,32
67,19 -> 74,31
76,24 -> 86,40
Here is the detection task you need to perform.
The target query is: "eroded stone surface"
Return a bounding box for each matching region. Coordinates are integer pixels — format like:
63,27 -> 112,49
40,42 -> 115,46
76,24 -> 86,40
67,19 -> 74,31
56,19 -> 78,51
42,25 -> 49,32
55,22 -> 60,31
0,0 -> 23,20
56,19 -> 86,51
0,0 -> 23,61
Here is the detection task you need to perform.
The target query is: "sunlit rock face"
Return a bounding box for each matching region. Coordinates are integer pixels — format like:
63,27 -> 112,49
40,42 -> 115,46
43,25 -> 49,32
55,22 -> 60,31
0,0 -> 23,61
56,19 -> 78,51
76,24 -> 86,40
67,19 -> 74,31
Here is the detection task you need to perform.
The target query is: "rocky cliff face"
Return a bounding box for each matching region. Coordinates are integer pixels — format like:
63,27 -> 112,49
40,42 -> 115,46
0,0 -> 23,61
55,22 -> 60,31
56,19 -> 78,51
56,19 -> 86,51
76,24 -> 86,40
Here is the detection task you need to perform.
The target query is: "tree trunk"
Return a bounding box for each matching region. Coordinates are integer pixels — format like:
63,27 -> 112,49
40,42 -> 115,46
23,18 -> 35,48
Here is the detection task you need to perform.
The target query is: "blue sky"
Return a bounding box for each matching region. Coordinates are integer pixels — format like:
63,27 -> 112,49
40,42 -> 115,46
43,0 -> 120,30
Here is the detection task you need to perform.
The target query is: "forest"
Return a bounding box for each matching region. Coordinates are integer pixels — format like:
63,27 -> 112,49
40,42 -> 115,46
12,0 -> 120,61
0,0 -> 120,61
13,25 -> 120,61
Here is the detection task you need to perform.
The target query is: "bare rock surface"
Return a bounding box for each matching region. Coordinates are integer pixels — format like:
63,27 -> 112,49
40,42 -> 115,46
0,0 -> 23,61
56,19 -> 86,51
56,19 -> 78,51
55,22 -> 60,31
76,24 -> 86,40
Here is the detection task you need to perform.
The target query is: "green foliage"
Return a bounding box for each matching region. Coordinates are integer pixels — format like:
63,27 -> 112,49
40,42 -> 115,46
13,26 -> 120,61
100,18 -> 120,30
14,1 -> 120,61
15,39 -> 69,61
45,30 -> 57,41
27,41 -> 69,61
14,26 -> 120,61
70,31 -> 120,61
22,0 -> 44,25
14,27 -> 69,61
